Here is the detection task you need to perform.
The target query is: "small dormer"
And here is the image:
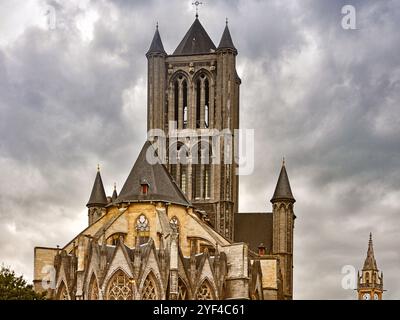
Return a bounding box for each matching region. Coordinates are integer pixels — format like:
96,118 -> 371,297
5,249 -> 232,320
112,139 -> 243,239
140,178 -> 149,195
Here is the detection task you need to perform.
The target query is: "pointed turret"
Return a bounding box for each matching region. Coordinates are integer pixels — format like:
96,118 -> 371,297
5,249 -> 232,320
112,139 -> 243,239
173,17 -> 216,55
112,183 -> 118,202
363,233 -> 378,270
271,158 -> 296,299
271,159 -> 295,203
217,19 -> 237,54
87,167 -> 108,207
357,233 -> 383,300
146,23 -> 166,57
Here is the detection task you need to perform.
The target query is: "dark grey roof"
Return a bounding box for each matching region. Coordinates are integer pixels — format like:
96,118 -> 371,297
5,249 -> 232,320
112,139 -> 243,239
234,212 -> 273,254
87,170 -> 108,207
173,18 -> 216,55
146,25 -> 166,56
117,141 -> 191,206
271,163 -> 295,203
363,233 -> 378,270
217,24 -> 236,52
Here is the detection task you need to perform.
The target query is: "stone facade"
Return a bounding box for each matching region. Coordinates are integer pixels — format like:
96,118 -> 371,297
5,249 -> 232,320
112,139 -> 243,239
33,15 -> 296,300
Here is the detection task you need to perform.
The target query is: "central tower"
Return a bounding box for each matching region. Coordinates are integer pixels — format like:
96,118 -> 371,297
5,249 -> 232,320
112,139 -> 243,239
146,16 -> 240,240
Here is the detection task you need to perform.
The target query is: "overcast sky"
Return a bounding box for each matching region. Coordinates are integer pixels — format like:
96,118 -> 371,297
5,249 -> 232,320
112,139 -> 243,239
0,0 -> 399,299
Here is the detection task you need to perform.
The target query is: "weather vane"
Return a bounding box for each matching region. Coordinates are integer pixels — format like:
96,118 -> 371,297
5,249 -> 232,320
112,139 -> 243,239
192,1 -> 203,18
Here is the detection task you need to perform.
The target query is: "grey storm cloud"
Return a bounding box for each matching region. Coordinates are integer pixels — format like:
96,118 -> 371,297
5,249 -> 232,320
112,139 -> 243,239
0,0 -> 399,299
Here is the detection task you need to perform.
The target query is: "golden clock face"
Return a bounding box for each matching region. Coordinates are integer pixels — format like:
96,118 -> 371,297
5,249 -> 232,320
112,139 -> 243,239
362,293 -> 371,300
374,293 -> 379,300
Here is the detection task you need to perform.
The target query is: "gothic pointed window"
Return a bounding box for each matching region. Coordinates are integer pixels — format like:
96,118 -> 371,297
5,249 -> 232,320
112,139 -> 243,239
57,281 -> 69,300
136,214 -> 150,245
196,279 -> 214,300
174,80 -> 179,125
178,144 -> 189,194
183,80 -> 188,128
141,272 -> 159,300
196,79 -> 201,128
106,270 -> 133,300
204,78 -> 209,128
169,216 -> 180,232
88,274 -> 99,300
177,278 -> 189,300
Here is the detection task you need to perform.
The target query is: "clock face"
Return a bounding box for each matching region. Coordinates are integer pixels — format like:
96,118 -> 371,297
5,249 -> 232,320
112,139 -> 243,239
374,293 -> 379,300
363,293 -> 371,300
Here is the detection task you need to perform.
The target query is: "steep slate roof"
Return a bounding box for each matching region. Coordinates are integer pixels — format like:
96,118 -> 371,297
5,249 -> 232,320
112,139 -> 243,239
234,212 -> 273,254
146,25 -> 166,56
271,162 -> 295,203
117,141 -> 191,206
363,233 -> 378,270
87,170 -> 108,207
217,23 -> 236,51
173,18 -> 216,55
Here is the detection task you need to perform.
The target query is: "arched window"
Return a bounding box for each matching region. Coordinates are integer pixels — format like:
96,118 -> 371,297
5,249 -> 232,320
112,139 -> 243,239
88,274 -> 99,300
169,216 -> 180,232
183,80 -> 188,128
173,75 -> 188,129
196,79 -> 201,128
195,73 -> 210,129
106,270 -> 133,300
177,278 -> 189,300
178,144 -> 189,194
136,214 -> 150,245
141,272 -> 159,300
204,78 -> 209,128
174,80 -> 179,124
196,279 -> 214,300
193,141 -> 212,199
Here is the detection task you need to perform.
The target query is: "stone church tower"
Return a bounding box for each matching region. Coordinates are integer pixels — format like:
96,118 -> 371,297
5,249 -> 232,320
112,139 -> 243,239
33,13 -> 296,301
357,233 -> 384,300
146,16 -> 240,240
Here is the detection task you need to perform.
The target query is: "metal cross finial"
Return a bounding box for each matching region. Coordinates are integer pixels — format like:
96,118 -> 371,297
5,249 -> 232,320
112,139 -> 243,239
192,1 -> 203,18
97,163 -> 100,172
226,17 -> 228,25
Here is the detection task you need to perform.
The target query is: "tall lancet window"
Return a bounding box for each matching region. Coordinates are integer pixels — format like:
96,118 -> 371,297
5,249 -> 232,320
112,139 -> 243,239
193,143 -> 202,199
178,144 -> 189,194
203,142 -> 211,199
183,80 -> 188,128
204,78 -> 209,128
174,80 -> 179,125
196,79 -> 201,128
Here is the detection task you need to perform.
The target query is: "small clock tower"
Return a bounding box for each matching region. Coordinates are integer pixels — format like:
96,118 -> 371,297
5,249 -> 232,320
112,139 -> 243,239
357,233 -> 384,300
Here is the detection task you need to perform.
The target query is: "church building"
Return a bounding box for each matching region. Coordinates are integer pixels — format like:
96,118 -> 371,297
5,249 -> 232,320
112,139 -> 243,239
33,13 -> 296,300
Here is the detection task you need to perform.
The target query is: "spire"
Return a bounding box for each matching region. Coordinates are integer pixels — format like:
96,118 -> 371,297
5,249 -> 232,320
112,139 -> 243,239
146,23 -> 166,57
112,183 -> 118,202
87,168 -> 108,207
217,19 -> 237,53
271,160 -> 295,203
363,233 -> 378,270
173,18 -> 216,55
